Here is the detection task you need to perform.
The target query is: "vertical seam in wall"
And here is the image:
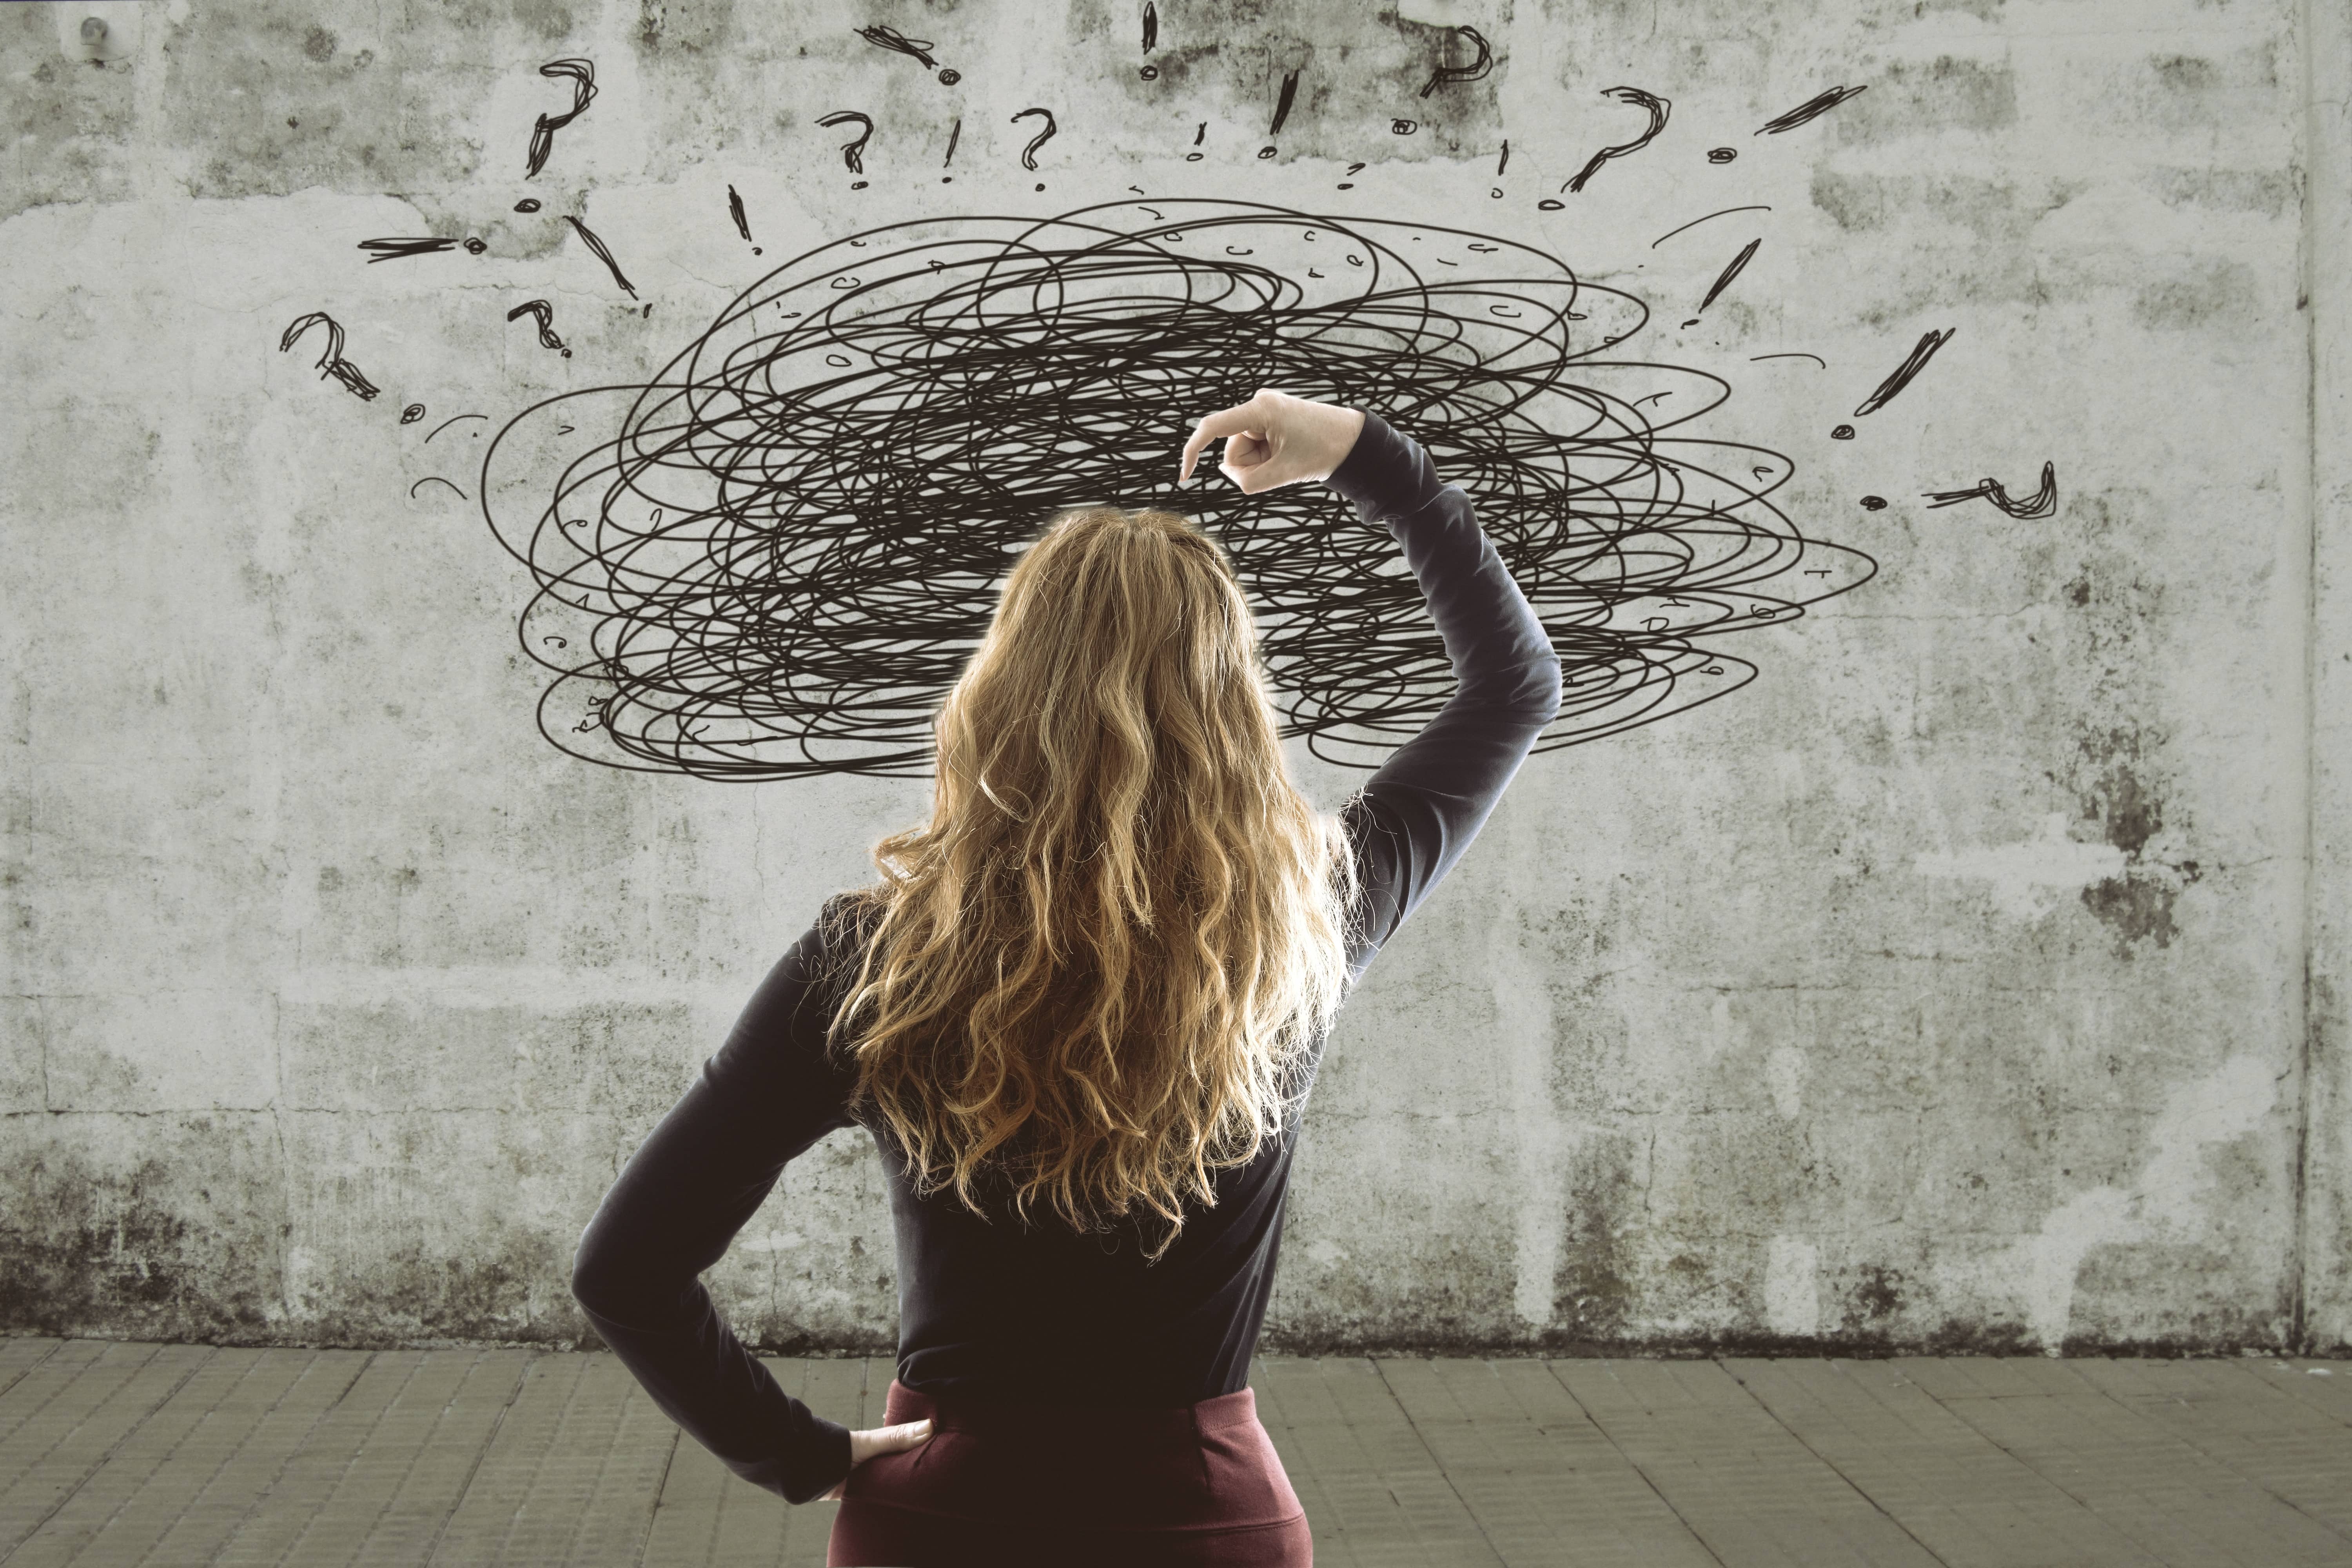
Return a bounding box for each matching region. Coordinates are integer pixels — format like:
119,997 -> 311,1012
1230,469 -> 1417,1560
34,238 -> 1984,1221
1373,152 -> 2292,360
2295,0 -> 2321,1358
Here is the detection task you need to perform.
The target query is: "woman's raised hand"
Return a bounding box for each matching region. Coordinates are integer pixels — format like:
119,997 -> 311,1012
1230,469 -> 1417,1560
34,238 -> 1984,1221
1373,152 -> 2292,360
1179,389 -> 1367,494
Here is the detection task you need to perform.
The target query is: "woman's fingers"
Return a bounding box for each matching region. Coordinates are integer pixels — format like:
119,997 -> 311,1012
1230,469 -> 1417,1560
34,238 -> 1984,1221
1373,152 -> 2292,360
1179,397 -> 1269,483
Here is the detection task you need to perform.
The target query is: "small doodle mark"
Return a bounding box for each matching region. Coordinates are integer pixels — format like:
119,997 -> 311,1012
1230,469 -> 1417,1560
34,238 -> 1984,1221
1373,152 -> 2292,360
1924,461 -> 2057,519
856,23 -> 936,68
564,215 -> 638,298
410,475 -> 467,500
1651,205 -> 1771,249
515,199 -> 543,213
728,185 -> 760,253
1708,147 -> 1737,163
1757,85 -> 1867,136
1860,495 -> 1888,510
1855,328 -> 1955,416
1565,87 -> 1670,193
358,236 -> 460,263
1419,25 -> 1493,98
1831,424 -> 1856,439
526,58 -> 597,178
1141,65 -> 1158,80
507,299 -> 571,357
278,312 -> 379,401
1270,69 -> 1301,135
1013,107 -> 1058,169
1496,140 -> 1509,176
425,413 -> 489,443
464,238 -> 488,255
817,111 -> 875,174
400,403 -> 426,424
1697,238 -> 1761,311
1750,352 -> 1826,367
1390,118 -> 1417,135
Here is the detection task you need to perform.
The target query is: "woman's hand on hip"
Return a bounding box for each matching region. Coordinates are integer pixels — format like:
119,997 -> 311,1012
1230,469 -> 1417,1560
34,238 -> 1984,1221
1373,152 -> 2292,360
818,1417 -> 936,1501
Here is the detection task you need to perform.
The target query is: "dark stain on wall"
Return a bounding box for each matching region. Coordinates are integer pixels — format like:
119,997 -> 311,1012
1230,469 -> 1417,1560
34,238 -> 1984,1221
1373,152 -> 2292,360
2070,726 -> 2200,955
0,1137 -> 279,1339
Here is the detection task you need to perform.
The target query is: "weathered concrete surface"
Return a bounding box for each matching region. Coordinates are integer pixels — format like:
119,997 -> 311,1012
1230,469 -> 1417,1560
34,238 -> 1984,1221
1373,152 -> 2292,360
0,0 -> 2344,1354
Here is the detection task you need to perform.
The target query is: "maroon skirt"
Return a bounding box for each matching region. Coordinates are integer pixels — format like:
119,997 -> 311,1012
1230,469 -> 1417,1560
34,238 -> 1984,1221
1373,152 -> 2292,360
826,1378 -> 1313,1567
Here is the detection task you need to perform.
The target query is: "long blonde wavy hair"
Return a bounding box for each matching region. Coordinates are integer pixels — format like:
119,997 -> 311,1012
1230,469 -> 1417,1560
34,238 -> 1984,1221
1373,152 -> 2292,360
818,505 -> 1365,1263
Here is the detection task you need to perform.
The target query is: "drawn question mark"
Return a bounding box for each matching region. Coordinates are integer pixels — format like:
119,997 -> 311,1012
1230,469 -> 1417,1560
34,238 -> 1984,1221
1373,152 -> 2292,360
817,111 -> 874,189
1338,161 -> 1365,189
1011,106 -> 1056,190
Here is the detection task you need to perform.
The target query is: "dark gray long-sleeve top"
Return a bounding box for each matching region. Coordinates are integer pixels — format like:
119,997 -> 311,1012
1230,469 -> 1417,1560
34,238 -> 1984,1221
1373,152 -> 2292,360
568,410 -> 1564,1504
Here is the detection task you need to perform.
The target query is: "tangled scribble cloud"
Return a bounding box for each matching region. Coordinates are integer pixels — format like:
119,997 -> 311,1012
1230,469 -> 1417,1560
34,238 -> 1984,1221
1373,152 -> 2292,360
478,198 -> 1875,780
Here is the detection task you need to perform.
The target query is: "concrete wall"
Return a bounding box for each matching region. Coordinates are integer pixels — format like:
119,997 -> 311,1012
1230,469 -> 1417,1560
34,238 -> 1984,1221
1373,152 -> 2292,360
3,0 -> 2345,1355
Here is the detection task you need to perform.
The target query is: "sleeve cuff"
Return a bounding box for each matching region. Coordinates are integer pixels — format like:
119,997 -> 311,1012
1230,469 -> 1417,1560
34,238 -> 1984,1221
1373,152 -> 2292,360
1323,410 -> 1442,522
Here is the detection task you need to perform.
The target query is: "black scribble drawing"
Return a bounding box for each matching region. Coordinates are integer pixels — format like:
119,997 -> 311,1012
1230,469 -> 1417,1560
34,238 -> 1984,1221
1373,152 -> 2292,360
515,198 -> 543,213
1652,205 -> 1771,248
855,23 -> 936,67
401,403 -> 426,424
1419,25 -> 1493,97
507,299 -> 572,357
1013,107 -> 1058,170
1142,1 -> 1156,50
278,312 -> 380,401
1496,141 -> 1509,176
945,118 -> 962,169
1757,84 -> 1867,136
359,236 -> 465,263
1860,495 -> 1889,510
728,185 -> 760,252
479,200 -> 1874,780
1270,70 -> 1301,135
1392,118 -> 1417,135
1698,239 -> 1762,311
1855,328 -> 1955,416
525,58 -> 597,178
1924,462 -> 2057,519
1831,423 -> 1856,439
1338,160 -> 1365,189
563,215 -> 639,299
1751,352 -> 1826,367
1708,147 -> 1737,163
426,413 -> 488,443
817,111 -> 875,174
411,475 -> 468,500
1565,87 -> 1670,193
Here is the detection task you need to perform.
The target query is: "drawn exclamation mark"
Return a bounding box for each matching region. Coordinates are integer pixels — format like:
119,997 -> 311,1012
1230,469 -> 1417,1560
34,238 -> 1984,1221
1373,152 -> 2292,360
1262,69 -> 1299,158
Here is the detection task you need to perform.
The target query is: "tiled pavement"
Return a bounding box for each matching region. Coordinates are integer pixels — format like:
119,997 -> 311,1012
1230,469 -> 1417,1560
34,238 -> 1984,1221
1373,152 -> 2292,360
0,1339 -> 2347,1565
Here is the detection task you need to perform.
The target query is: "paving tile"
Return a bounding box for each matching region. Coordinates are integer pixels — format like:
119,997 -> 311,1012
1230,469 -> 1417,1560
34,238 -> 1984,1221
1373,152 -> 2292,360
426,1351 -> 675,1567
2064,1359 -> 2352,1542
2236,1360 -> 2352,1427
1550,1357 -> 1943,1568
1911,1356 -> 2352,1567
0,1340 -> 213,1556
1254,1356 -> 1453,1566
8,1346 -> 314,1566
0,1340 -> 64,1405
1722,1357 -> 2165,1568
